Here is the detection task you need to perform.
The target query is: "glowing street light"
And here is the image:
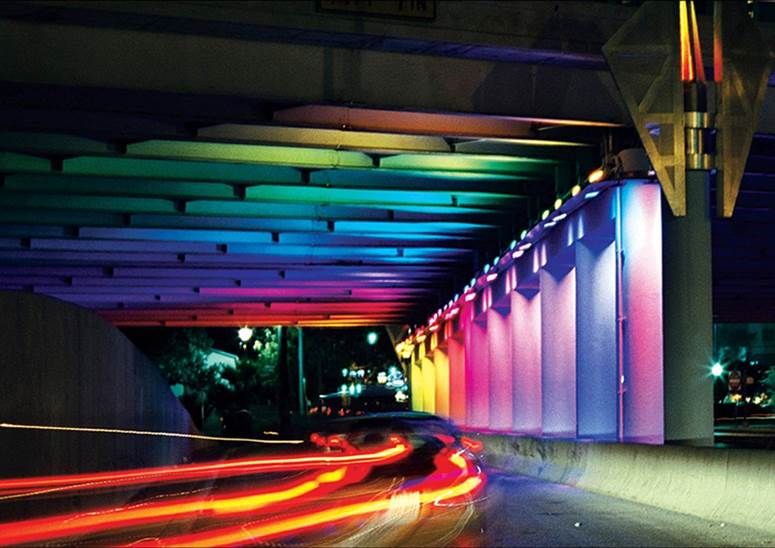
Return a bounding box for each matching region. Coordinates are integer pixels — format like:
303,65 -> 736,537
237,326 -> 254,343
711,362 -> 724,377
367,331 -> 378,345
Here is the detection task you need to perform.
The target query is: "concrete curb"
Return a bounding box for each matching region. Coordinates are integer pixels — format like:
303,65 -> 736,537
477,433 -> 775,535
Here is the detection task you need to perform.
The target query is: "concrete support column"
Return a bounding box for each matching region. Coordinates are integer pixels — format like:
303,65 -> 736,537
447,336 -> 466,425
540,265 -> 577,436
421,355 -> 436,414
576,238 -> 618,440
661,171 -> 713,444
621,182 -> 665,443
410,347 -> 423,412
433,348 -> 450,419
487,307 -> 513,430
465,314 -> 490,429
511,288 -> 542,434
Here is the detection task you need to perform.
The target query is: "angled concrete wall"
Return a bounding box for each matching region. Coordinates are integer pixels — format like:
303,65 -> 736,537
0,291 -> 198,477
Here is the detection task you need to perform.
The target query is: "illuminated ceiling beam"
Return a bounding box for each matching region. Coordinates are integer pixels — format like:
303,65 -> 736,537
41,292 -> 425,304
453,138 -> 596,159
184,200 -> 506,223
197,124 -> 451,153
378,152 -> 557,175
8,169 -> 540,197
273,105 -> 620,137
5,174 -> 237,200
308,168 -> 544,193
0,151 -> 51,173
125,140 -> 374,169
0,192 -> 179,214
18,241 -> 472,259
74,227 -> 476,246
0,196 -> 508,224
62,156 -> 301,182
242,185 -> 524,208
0,248 -> 465,264
0,265 -> 449,279
0,131 -> 111,156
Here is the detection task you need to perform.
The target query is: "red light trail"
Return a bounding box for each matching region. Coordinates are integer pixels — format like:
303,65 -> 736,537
0,438 -> 410,499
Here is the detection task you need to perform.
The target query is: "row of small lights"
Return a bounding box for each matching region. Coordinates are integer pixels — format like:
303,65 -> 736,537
401,166 -> 608,350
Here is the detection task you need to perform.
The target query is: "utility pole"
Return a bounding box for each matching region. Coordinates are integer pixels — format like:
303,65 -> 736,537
297,326 -> 306,415
276,326 -> 290,429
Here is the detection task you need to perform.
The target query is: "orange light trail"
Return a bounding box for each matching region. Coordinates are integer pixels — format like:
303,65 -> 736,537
0,440 -> 410,499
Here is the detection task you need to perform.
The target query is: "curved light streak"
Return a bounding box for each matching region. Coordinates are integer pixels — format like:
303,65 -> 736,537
0,422 -> 303,445
0,441 -> 410,499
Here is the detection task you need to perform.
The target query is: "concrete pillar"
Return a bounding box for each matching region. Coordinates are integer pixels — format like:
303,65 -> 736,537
421,355 -> 436,414
661,171 -> 713,444
621,182 -> 665,443
576,238 -> 618,440
433,348 -> 450,419
410,347 -> 423,412
511,287 -> 542,434
465,311 -> 489,429
540,265 -> 577,436
487,307 -> 512,430
447,336 -> 466,425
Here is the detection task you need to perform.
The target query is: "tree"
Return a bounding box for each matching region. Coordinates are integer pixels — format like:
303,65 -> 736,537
156,328 -> 233,426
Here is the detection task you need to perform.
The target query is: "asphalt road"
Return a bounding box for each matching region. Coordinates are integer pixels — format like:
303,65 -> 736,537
480,471 -> 775,547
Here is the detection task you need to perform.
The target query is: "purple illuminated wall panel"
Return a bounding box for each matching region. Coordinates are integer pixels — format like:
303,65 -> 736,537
620,183 -> 664,443
511,288 -> 542,434
540,265 -> 576,436
576,239 -> 618,439
447,336 -> 466,425
487,307 -> 512,430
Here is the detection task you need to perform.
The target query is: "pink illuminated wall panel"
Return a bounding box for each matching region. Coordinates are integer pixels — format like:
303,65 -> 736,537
487,307 -> 512,430
511,287 -> 542,434
447,336 -> 466,425
465,312 -> 490,429
620,183 -> 664,443
540,265 -> 577,436
433,348 -> 450,419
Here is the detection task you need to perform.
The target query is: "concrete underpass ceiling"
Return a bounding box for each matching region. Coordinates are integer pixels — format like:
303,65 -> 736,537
0,84 -> 606,327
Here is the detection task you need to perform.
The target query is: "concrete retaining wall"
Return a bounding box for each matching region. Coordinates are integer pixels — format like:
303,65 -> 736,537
0,291 -> 198,477
479,433 -> 775,534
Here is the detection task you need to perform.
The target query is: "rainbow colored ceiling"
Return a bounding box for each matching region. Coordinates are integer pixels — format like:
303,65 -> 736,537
0,96 -> 607,326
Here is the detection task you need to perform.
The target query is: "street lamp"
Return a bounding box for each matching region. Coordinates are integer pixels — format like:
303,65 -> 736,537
237,326 -> 254,343
367,331 -> 378,345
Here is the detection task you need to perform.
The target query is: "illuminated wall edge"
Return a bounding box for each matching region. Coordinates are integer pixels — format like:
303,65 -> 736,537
405,179 -> 664,444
